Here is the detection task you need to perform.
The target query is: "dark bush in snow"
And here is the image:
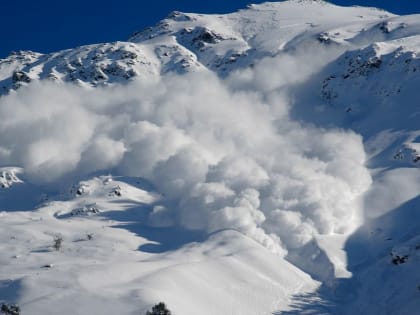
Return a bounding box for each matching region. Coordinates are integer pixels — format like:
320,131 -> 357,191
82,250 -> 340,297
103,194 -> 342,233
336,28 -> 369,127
146,302 -> 171,315
1,303 -> 20,315
53,235 -> 63,251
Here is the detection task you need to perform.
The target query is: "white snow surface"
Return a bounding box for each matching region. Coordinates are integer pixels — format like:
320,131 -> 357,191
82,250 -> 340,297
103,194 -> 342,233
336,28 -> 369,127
0,1 -> 419,314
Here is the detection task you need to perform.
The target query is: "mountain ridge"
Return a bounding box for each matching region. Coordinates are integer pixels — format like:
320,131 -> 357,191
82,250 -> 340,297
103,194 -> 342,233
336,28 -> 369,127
0,0 -> 396,93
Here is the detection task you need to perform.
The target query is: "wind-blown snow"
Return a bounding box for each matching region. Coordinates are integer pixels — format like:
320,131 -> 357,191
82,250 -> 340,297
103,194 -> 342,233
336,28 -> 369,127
0,65 -> 372,254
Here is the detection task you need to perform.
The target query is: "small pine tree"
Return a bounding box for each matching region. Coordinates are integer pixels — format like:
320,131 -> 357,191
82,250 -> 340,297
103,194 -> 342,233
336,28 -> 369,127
1,303 -> 20,315
53,235 -> 63,251
145,302 -> 171,315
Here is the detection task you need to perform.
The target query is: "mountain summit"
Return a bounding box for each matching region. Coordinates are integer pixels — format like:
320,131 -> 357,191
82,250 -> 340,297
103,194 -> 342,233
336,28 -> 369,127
1,0 -> 393,92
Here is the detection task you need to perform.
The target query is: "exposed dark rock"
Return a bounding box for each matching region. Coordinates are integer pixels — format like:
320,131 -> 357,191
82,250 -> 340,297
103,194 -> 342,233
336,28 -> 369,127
12,71 -> 31,83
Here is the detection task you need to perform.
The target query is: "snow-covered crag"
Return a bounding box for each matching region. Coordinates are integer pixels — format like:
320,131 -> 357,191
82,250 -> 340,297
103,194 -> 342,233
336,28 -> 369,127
0,0 -> 393,92
0,1 -> 420,314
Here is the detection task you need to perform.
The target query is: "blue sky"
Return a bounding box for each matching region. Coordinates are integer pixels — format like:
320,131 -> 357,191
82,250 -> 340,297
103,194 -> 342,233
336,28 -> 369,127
1,0 -> 420,58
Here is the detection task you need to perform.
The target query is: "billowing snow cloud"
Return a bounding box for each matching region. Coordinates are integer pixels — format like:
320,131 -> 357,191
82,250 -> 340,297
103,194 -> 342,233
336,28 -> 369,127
0,55 -> 372,254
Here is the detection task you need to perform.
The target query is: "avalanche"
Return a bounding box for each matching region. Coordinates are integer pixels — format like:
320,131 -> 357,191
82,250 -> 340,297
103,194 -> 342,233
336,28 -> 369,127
0,1 -> 419,314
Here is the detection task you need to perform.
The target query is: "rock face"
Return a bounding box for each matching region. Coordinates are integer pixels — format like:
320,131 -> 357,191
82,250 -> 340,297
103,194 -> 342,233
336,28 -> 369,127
321,40 -> 420,107
0,168 -> 23,188
0,43 -> 158,92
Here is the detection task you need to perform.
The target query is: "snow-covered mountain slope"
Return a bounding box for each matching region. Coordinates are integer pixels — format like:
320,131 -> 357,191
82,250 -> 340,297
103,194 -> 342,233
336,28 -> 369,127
1,1 -> 420,314
0,0 -> 393,93
0,175 -> 317,315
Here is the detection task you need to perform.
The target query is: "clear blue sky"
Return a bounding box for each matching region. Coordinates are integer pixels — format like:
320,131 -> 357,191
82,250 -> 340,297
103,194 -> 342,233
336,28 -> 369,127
1,0 -> 419,58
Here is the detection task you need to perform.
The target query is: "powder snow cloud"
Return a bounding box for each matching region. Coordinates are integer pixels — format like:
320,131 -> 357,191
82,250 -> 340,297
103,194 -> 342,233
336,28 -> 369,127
0,53 -> 372,254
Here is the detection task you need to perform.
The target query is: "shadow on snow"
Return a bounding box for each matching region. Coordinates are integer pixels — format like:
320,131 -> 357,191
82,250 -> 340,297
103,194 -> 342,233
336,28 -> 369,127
277,195 -> 420,314
99,200 -> 206,254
